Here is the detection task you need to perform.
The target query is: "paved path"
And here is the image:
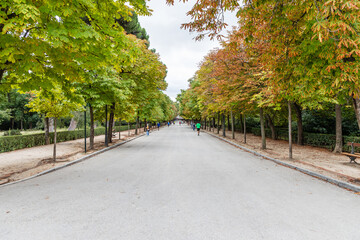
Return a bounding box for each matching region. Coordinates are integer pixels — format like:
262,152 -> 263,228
1,124 -> 360,239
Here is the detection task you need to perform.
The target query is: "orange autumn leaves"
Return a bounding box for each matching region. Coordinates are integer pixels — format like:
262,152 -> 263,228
193,30 -> 265,115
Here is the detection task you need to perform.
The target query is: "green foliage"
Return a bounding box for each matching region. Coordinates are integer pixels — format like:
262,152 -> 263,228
301,106 -> 358,136
302,109 -> 335,134
0,0 -> 183,139
0,0 -> 150,93
303,133 -> 337,150
27,85 -> 83,119
0,109 -> 11,124
116,11 -> 149,42
176,79 -> 202,120
0,133 -> 45,153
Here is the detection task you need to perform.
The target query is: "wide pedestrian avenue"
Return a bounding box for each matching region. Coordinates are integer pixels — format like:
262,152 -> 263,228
1,124 -> 359,239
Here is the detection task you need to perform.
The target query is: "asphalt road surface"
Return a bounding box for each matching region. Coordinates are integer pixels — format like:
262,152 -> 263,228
1,124 -> 360,239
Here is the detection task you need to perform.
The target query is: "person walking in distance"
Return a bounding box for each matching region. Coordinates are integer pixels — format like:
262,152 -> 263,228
157,122 -> 160,131
196,122 -> 201,136
146,124 -> 150,136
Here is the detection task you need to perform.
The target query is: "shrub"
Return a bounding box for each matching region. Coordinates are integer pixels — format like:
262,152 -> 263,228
251,127 -> 336,151
0,133 -> 45,152
303,133 -> 336,150
251,127 -> 360,152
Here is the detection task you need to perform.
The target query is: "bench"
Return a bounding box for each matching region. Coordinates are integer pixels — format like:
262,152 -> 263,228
342,142 -> 360,164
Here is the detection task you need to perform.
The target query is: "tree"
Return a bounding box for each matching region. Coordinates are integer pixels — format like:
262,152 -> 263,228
117,11 -> 149,42
170,0 -> 360,157
27,86 -> 83,161
0,93 -> 10,125
1,0 -> 150,93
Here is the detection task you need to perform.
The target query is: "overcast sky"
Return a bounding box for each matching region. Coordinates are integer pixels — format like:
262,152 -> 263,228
138,1 -> 237,101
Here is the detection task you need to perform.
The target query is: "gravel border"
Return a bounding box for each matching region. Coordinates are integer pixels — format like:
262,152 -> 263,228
0,134 -> 145,188
206,132 -> 360,193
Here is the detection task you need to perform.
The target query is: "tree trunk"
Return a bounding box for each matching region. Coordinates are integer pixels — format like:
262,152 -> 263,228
227,114 -> 231,131
204,118 -> 207,130
7,93 -> 13,129
231,110 -> 235,139
213,118 -> 215,132
68,117 -> 78,131
107,103 -> 115,143
44,117 -> 50,145
20,117 -> 23,130
288,101 -> 293,159
353,97 -> 360,130
53,117 -> 57,162
135,114 -> 139,135
293,103 -> 304,145
265,114 -> 276,140
90,105 -> 94,150
0,69 -> 5,85
222,114 -> 226,137
7,93 -> 14,130
128,122 -> 130,136
49,118 -> 54,132
105,105 -> 108,147
260,108 -> 266,149
243,114 -> 247,143
217,113 -> 220,134
212,117 -> 214,131
239,114 -> 244,133
333,104 -> 343,153
144,118 -> 147,132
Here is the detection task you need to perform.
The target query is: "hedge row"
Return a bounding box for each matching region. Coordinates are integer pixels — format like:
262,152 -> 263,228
251,128 -> 360,152
0,125 -> 136,153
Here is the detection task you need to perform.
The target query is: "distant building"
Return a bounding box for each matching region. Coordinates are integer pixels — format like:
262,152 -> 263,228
175,116 -> 184,120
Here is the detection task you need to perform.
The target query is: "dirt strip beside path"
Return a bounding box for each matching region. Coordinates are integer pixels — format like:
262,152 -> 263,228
204,128 -> 360,186
0,128 -> 146,184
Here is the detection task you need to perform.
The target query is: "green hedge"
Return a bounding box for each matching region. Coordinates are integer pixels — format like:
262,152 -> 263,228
0,125 -> 136,153
251,127 -> 360,152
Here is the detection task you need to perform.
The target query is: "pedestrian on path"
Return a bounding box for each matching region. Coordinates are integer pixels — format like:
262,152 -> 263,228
146,124 -> 150,136
196,122 -> 201,136
157,122 -> 160,130
167,121 -> 170,127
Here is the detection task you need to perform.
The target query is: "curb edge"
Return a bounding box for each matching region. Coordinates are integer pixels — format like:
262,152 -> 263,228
206,132 -> 360,193
0,134 -> 145,188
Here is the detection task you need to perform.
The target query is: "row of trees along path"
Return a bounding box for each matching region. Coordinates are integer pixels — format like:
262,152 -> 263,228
171,0 -> 360,159
1,2 -> 177,161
